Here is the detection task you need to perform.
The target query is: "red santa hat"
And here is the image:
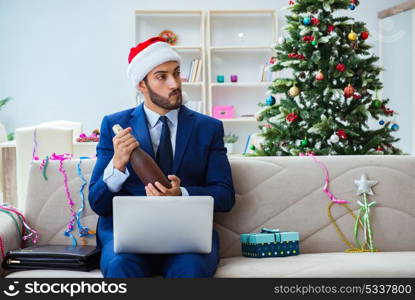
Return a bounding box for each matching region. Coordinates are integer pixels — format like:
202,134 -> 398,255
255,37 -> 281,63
127,37 -> 181,89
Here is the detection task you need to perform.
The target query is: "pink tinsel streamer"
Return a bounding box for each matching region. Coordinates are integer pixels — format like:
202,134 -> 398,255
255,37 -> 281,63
0,205 -> 40,244
32,128 -> 39,160
40,153 -> 77,244
0,236 -> 5,258
299,153 -> 349,204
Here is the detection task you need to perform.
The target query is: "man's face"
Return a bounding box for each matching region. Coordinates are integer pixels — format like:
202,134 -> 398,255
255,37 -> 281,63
140,61 -> 182,110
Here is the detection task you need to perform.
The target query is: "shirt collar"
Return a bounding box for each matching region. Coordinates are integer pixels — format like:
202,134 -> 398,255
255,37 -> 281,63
143,103 -> 179,128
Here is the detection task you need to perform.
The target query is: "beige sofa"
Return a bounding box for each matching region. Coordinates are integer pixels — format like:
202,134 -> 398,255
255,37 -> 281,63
1,155 -> 415,278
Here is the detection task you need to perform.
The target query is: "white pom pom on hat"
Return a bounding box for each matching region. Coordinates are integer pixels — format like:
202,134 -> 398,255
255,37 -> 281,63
127,37 -> 181,89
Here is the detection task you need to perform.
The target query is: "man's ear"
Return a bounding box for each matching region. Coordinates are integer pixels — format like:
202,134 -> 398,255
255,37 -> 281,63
137,80 -> 146,94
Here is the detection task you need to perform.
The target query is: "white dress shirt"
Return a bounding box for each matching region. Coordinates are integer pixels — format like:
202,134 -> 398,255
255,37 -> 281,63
103,104 -> 189,195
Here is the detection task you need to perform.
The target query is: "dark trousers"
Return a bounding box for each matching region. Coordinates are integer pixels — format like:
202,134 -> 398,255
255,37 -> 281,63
100,231 -> 220,278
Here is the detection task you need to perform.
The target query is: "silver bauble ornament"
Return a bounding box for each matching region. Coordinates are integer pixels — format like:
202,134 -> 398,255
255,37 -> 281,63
330,134 -> 340,143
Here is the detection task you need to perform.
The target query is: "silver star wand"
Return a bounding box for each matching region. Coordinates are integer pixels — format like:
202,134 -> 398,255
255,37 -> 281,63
354,174 -> 378,251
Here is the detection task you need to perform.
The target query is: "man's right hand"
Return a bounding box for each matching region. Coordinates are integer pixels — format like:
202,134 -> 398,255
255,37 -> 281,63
112,127 -> 139,172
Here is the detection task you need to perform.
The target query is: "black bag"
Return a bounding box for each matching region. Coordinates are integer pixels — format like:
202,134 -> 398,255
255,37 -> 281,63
2,244 -> 101,272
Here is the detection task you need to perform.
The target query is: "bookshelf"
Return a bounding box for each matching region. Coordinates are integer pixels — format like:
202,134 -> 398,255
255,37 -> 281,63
134,10 -> 206,114
134,9 -> 278,154
207,10 -> 278,153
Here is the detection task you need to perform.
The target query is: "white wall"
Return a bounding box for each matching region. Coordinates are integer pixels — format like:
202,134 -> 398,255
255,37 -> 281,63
381,8 -> 414,154
0,0 -> 405,135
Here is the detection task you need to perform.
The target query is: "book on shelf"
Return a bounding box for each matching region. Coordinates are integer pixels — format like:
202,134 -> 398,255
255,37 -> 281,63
243,132 -> 262,154
186,59 -> 202,83
258,60 -> 274,82
191,59 -> 197,82
258,64 -> 265,82
243,134 -> 253,155
195,59 -> 202,82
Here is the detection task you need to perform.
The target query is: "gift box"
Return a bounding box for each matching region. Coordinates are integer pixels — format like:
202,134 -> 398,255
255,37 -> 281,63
213,105 -> 235,119
240,228 -> 300,258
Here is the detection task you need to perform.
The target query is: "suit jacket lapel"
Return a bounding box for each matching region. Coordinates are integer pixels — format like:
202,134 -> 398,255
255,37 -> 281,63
129,103 -> 156,159
173,105 -> 195,174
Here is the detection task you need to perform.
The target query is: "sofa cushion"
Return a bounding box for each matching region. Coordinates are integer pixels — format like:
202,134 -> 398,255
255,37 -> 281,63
6,251 -> 415,278
0,210 -> 22,276
5,269 -> 103,278
214,251 -> 415,278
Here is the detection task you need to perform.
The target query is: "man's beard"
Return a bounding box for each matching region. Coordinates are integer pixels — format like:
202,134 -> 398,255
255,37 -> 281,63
145,81 -> 182,110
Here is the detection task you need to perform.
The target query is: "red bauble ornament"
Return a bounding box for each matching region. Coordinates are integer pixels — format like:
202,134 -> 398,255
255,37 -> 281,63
303,35 -> 314,42
361,31 -> 369,40
344,84 -> 355,98
353,93 -> 361,100
336,64 -> 346,72
382,105 -> 394,116
316,72 -> 324,81
328,25 -> 335,32
288,53 -> 306,60
336,130 -> 348,139
311,18 -> 320,25
286,113 -> 299,123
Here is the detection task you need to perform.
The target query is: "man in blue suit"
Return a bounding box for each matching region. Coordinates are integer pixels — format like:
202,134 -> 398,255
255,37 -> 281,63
88,37 -> 235,278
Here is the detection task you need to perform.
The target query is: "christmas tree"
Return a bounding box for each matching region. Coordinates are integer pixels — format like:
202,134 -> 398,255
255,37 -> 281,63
254,0 -> 402,156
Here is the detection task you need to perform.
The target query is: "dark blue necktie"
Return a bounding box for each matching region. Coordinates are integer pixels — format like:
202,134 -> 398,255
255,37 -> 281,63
156,115 -> 173,176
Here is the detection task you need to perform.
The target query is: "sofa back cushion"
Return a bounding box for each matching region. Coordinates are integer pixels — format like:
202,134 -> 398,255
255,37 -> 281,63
24,159 -> 97,247
217,156 -> 415,257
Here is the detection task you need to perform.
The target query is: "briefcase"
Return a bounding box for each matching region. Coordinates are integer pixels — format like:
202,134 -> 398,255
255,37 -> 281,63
2,244 -> 101,272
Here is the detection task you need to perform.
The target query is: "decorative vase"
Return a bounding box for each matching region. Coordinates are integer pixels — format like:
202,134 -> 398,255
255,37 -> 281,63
225,143 -> 234,154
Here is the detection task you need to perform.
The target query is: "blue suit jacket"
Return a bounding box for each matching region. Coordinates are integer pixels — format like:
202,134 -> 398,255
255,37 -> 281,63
88,103 -> 235,249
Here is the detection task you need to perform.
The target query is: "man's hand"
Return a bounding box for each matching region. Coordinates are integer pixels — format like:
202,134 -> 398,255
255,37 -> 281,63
112,127 -> 139,172
145,175 -> 182,196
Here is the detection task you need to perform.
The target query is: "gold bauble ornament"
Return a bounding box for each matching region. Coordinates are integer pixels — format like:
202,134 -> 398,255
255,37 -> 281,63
348,30 -> 358,41
289,85 -> 300,97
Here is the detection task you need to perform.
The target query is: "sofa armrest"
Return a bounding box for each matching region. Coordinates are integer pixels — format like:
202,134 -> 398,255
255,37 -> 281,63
0,211 -> 22,277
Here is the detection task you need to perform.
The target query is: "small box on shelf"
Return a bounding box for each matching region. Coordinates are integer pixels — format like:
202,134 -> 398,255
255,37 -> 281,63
213,105 -> 235,119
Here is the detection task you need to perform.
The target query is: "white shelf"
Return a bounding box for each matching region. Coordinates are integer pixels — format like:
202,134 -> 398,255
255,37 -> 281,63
182,82 -> 204,86
135,10 -> 206,114
219,117 -> 260,123
135,10 -> 202,14
227,154 -> 245,158
173,46 -> 203,51
210,46 -> 273,52
211,82 -> 272,87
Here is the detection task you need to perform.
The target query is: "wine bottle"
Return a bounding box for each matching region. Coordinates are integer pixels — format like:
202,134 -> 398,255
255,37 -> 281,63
112,124 -> 172,189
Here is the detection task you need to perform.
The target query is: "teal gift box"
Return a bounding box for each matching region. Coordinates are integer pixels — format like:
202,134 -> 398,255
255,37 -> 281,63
240,228 -> 300,258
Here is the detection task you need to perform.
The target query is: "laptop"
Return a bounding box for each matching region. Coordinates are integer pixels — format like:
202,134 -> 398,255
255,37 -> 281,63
113,196 -> 214,254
